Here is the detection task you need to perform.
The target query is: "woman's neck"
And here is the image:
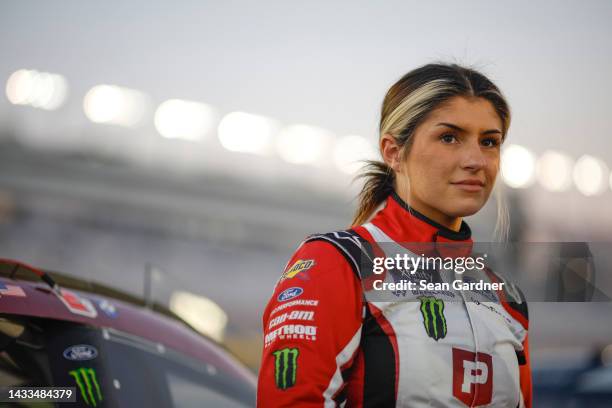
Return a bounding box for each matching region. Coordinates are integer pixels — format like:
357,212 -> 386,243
398,192 -> 463,232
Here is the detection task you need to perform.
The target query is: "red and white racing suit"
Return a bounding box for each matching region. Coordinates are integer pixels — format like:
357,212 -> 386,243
258,192 -> 531,407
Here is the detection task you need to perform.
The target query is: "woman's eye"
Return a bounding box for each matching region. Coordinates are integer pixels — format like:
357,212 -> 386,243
440,134 -> 457,144
481,138 -> 500,147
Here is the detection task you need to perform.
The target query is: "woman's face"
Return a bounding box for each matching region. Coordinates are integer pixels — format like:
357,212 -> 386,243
392,96 -> 503,226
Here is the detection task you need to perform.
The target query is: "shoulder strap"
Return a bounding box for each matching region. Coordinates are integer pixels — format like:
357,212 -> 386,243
305,229 -> 374,280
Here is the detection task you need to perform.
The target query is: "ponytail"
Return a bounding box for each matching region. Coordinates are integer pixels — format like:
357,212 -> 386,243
352,161 -> 395,226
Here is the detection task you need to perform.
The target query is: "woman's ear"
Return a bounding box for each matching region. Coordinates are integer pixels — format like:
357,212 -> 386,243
380,133 -> 401,171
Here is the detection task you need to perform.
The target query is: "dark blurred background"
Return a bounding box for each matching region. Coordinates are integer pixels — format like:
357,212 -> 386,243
1,1 -> 612,405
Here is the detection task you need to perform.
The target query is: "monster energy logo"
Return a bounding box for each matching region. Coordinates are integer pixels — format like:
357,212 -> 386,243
419,296 -> 447,341
273,347 -> 299,390
69,367 -> 103,406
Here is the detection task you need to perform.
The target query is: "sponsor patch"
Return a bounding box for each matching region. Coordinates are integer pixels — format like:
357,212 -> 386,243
281,259 -> 315,280
63,345 -> 98,361
419,296 -> 447,341
268,310 -> 315,329
69,367 -> 103,407
270,299 -> 318,316
57,289 -> 98,318
273,347 -> 299,390
452,348 -> 493,406
277,287 -> 303,302
264,324 -> 317,347
0,282 -> 26,297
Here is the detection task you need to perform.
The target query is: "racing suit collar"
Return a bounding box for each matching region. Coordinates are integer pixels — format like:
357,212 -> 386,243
369,192 -> 473,257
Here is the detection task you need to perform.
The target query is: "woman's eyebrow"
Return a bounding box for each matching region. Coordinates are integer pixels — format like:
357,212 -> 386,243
436,122 -> 502,135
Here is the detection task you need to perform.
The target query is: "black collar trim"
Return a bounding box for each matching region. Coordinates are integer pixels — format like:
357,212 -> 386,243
390,191 -> 472,241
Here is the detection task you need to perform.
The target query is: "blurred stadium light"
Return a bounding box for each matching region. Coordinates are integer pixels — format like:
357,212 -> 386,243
501,144 -> 537,188
276,124 -> 334,166
154,99 -> 217,141
333,134 -> 377,175
5,69 -> 68,110
3,69 -> 612,194
573,155 -> 609,196
83,84 -> 149,127
536,150 -> 574,192
169,290 -> 228,343
218,111 -> 278,155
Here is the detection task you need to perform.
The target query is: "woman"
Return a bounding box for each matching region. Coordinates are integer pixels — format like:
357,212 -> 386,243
257,63 -> 531,407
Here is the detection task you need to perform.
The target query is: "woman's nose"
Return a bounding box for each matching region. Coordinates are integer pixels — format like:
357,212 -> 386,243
460,141 -> 487,170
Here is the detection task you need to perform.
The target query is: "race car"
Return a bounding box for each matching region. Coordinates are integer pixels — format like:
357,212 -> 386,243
0,259 -> 256,407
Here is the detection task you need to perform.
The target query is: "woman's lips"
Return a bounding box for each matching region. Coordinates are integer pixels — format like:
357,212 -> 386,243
451,181 -> 485,192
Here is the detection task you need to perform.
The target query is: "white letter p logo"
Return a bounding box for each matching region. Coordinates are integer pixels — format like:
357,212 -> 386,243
453,348 -> 493,405
462,360 -> 488,393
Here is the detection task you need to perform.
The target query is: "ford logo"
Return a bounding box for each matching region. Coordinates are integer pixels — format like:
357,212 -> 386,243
63,344 -> 98,361
278,287 -> 303,302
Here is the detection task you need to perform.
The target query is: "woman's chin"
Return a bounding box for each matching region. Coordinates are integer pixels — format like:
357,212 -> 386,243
444,200 -> 484,218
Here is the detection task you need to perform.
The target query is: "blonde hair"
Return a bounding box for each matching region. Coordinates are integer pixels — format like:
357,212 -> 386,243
493,183 -> 510,242
352,63 -> 511,240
